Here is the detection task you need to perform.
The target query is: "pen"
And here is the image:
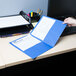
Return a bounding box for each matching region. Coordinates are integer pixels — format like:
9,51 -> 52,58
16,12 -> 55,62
37,8 -> 43,16
39,10 -> 43,15
27,14 -> 30,17
37,8 -> 40,13
31,11 -> 33,17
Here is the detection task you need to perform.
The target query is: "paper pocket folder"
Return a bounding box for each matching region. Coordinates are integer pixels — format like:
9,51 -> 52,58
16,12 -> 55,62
10,16 -> 67,59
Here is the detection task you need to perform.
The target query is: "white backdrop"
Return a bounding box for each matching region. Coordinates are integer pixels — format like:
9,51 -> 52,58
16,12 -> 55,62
0,0 -> 48,16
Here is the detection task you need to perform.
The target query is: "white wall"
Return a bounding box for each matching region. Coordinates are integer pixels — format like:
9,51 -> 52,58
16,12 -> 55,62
0,0 -> 48,16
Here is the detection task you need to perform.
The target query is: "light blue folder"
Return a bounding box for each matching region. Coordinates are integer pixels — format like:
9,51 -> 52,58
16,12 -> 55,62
10,16 -> 67,59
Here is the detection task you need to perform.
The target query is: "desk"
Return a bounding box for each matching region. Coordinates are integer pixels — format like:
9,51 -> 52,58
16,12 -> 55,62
0,56 -> 5,69
0,23 -> 76,69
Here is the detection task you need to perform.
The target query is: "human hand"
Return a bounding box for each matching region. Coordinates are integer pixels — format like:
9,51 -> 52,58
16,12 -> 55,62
63,17 -> 76,27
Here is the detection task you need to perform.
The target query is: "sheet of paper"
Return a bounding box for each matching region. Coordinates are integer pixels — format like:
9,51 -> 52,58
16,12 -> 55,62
31,16 -> 56,40
0,15 -> 30,28
10,34 -> 40,51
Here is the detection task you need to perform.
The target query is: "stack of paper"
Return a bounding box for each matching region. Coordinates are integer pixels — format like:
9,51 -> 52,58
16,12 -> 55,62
10,16 -> 67,59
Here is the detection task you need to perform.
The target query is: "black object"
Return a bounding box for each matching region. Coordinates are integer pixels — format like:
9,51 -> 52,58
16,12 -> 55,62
48,0 -> 76,36
0,11 -> 34,37
20,11 -> 34,29
20,11 -> 31,23
48,0 -> 76,20
0,50 -> 76,75
61,26 -> 76,36
30,12 -> 40,21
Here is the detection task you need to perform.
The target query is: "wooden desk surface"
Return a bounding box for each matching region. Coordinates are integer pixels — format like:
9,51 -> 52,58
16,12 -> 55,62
0,56 -> 5,69
0,22 -> 76,69
0,34 -> 33,68
37,34 -> 76,60
0,34 -> 76,69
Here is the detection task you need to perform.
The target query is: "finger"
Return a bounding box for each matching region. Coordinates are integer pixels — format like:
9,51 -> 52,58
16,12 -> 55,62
64,18 -> 68,21
64,18 -> 69,21
63,18 -> 69,24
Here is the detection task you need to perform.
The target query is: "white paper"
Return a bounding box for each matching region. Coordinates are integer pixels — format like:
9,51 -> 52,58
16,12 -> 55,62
12,34 -> 40,51
31,16 -> 56,40
0,15 -> 30,28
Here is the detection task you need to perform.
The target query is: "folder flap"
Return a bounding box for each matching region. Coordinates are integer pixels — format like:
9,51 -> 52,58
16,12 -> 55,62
44,19 -> 67,47
31,16 -> 67,47
24,42 -> 52,59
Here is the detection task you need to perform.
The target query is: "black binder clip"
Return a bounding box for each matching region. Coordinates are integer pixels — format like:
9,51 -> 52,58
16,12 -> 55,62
20,11 -> 34,29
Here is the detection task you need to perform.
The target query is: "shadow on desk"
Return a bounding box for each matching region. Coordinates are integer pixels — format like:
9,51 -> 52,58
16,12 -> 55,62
0,50 -> 76,76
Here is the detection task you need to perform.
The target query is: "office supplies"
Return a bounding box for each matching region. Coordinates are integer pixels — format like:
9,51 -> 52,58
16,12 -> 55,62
10,16 -> 67,59
19,11 -> 32,24
27,14 -> 30,17
28,9 -> 43,22
39,10 -> 43,16
37,8 -> 40,14
31,11 -> 33,17
29,12 -> 40,22
0,11 -> 33,37
37,8 -> 43,16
